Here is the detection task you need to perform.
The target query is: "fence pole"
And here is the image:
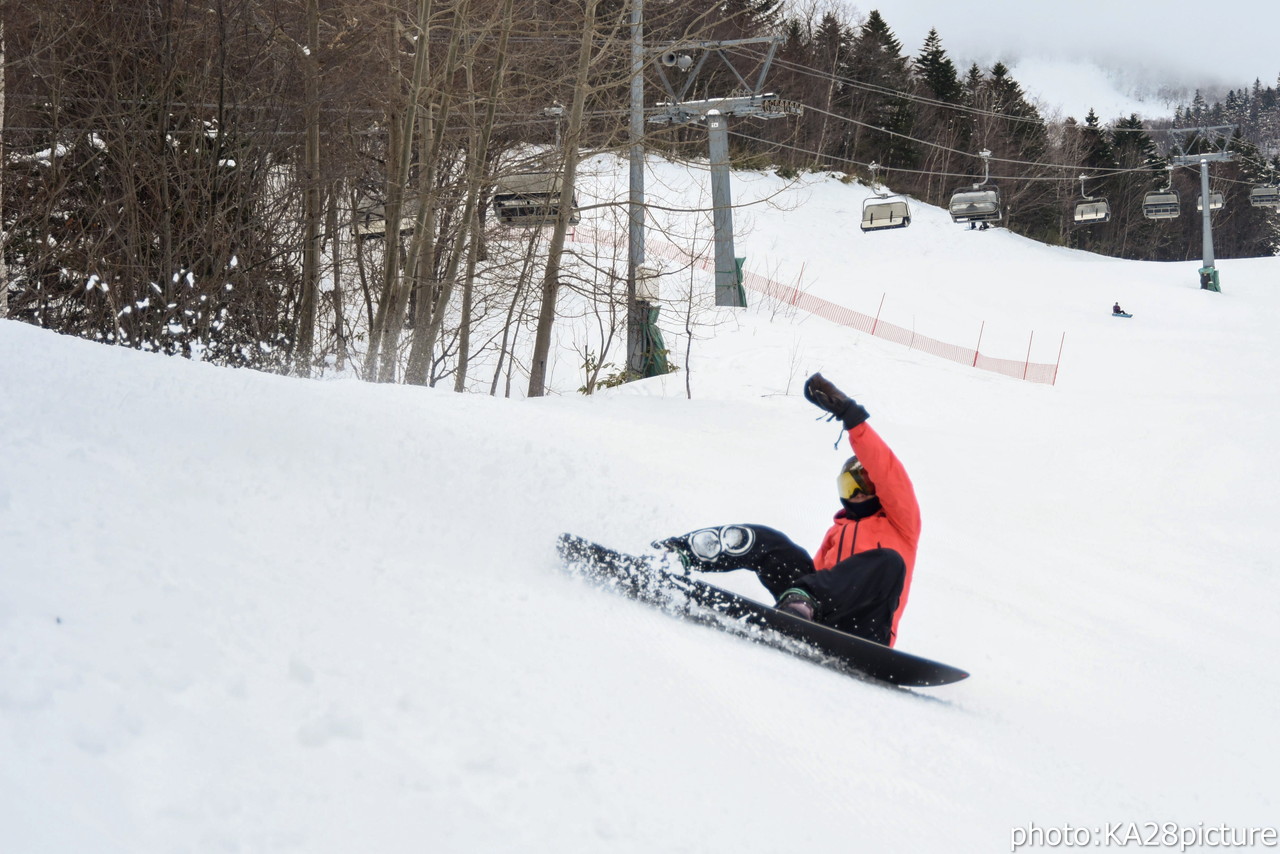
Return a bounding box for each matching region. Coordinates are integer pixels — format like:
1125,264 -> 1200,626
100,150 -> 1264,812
1053,332 -> 1066,386
1023,331 -> 1034,380
973,321 -> 985,367
871,293 -> 885,336
792,263 -> 806,306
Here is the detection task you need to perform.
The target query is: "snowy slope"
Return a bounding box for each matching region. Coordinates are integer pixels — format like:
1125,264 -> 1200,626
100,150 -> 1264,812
2,156 -> 1279,853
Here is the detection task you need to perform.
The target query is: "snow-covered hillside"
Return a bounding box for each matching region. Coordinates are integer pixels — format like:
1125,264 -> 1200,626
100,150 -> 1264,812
3,156 -> 1278,853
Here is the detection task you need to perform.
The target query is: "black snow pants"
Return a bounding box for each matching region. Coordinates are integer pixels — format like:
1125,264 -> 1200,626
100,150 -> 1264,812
693,524 -> 905,646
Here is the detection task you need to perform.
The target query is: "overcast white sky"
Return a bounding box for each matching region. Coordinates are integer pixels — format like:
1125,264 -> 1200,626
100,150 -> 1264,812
833,1 -> 1279,119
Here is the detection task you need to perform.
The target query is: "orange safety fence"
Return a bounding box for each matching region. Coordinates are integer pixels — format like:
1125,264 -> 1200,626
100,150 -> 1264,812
741,268 -> 1063,385
567,227 -> 1063,386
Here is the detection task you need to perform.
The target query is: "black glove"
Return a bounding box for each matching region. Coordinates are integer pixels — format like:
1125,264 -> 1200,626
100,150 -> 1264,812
653,526 -> 755,573
803,373 -> 869,429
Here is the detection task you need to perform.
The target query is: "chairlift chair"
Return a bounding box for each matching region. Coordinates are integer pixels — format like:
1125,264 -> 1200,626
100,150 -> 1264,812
1195,191 -> 1225,212
859,163 -> 911,232
491,171 -> 579,227
1249,185 -> 1280,207
861,198 -> 911,231
353,194 -> 420,241
1142,190 -> 1181,220
949,149 -> 1002,225
1072,175 -> 1110,224
1074,200 -> 1111,223
948,187 -> 1002,224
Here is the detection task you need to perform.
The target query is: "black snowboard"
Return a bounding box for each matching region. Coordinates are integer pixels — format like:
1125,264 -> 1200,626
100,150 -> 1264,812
557,533 -> 969,688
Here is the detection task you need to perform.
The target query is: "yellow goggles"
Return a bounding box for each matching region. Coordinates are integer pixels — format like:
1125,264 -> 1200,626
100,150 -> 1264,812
837,465 -> 874,500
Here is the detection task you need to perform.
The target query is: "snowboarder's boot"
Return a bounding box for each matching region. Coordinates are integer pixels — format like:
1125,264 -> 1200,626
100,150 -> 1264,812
776,588 -> 817,621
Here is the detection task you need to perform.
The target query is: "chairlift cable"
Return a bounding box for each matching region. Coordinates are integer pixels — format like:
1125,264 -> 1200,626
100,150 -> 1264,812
750,49 -> 1163,134
724,128 -> 1157,184
751,50 -> 1055,128
793,100 -> 1157,178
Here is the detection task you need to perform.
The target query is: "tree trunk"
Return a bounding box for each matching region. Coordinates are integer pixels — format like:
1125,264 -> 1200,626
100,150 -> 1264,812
453,202 -> 481,392
407,0 -> 512,387
326,180 -> 346,371
0,17 -> 6,320
362,116 -> 402,380
295,0 -> 321,376
366,0 -> 434,383
490,228 -> 542,396
403,2 -> 472,384
527,0 -> 600,398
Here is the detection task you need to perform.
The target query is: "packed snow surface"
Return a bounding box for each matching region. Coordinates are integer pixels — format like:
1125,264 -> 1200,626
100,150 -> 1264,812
3,156 -> 1278,852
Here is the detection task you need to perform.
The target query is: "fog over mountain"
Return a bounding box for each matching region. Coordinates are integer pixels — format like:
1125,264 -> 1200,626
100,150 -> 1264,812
839,0 -> 1277,122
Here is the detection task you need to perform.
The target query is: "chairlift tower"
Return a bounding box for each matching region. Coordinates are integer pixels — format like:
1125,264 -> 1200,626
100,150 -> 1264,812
1171,150 -> 1234,292
627,0 -> 645,375
648,37 -> 796,307
1166,125 -> 1236,292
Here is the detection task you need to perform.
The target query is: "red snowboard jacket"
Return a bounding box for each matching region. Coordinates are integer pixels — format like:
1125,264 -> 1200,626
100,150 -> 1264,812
813,422 -> 921,646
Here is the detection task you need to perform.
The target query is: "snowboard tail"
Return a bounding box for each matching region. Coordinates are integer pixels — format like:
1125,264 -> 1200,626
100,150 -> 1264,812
557,533 -> 968,688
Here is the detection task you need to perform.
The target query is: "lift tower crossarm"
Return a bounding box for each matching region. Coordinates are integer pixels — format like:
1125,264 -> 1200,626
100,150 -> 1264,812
648,94 -> 788,125
651,36 -> 781,106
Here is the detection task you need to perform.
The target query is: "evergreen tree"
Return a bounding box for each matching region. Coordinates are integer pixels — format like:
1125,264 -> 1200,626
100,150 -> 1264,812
960,62 -> 984,151
843,10 -> 916,170
1218,132 -> 1279,257
986,62 -> 1047,159
1062,109 -> 1117,250
909,28 -> 965,203
915,28 -> 961,103
965,62 -> 1055,239
1079,109 -> 1116,171
1190,90 -> 1207,123
798,11 -> 856,166
964,63 -> 984,101
1108,115 -> 1176,260
712,0 -> 783,36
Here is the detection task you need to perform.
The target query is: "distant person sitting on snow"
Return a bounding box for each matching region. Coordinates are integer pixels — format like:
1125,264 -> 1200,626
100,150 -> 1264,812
1113,302 -> 1125,315
654,374 -> 920,647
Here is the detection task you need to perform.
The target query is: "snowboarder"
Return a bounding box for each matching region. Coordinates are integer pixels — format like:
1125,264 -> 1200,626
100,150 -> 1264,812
1113,302 -> 1126,315
655,374 -> 921,647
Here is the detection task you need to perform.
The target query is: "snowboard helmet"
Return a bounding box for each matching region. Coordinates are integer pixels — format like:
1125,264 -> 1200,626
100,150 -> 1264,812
837,455 -> 875,501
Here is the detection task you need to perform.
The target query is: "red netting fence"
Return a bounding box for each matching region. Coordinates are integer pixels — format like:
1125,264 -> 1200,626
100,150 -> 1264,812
567,227 -> 1063,386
